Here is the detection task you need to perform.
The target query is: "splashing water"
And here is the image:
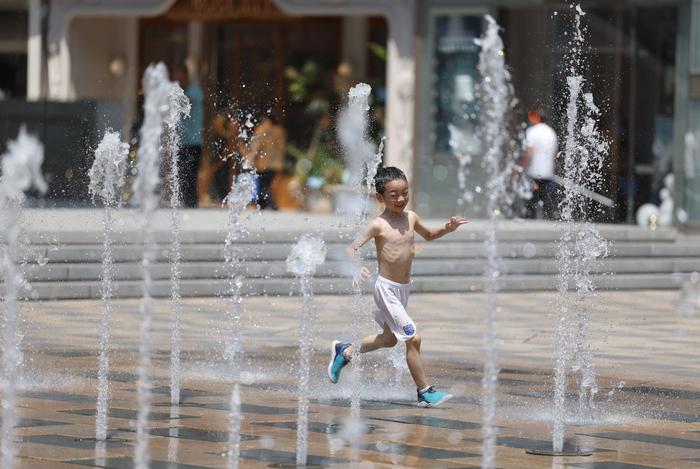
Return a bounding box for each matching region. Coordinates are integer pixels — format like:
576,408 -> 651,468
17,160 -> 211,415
679,272 -> 700,317
132,62 -> 173,469
228,383 -> 241,469
474,15 -> 526,468
336,83 -> 381,442
0,126 -> 47,469
388,344 -> 407,390
449,123 -> 479,210
167,408 -> 180,463
223,169 -> 256,469
163,81 -> 191,406
552,5 -> 610,453
287,234 -> 326,277
286,234 -> 326,466
88,130 -> 129,442
338,83 -> 377,192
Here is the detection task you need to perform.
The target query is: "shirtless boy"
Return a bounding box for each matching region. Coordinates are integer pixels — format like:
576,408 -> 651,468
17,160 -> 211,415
328,166 -> 468,406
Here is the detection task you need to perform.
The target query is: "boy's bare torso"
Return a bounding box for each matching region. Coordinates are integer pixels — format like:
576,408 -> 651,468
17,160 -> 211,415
373,210 -> 418,284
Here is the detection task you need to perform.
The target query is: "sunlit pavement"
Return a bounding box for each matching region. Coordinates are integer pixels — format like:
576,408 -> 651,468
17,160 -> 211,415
9,289 -> 700,468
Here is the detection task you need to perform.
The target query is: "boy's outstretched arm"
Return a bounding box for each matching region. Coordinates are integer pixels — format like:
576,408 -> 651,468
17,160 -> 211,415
347,219 -> 379,283
414,213 -> 468,241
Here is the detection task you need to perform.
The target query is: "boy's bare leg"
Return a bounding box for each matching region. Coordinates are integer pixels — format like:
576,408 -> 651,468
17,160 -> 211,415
344,323 -> 397,357
405,332 -> 429,390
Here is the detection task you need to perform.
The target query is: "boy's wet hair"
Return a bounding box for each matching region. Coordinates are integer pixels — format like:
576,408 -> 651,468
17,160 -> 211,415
374,166 -> 407,194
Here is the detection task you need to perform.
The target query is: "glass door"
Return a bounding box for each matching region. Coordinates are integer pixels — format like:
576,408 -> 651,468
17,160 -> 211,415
417,7 -> 487,217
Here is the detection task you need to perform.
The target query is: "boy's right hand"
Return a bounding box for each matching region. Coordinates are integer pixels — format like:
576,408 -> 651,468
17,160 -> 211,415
352,266 -> 371,288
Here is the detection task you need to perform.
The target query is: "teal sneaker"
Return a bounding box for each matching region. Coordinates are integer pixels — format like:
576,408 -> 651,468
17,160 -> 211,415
327,340 -> 351,383
417,386 -> 452,407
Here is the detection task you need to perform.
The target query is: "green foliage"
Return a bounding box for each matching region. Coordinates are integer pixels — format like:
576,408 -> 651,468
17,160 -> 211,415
286,59 -> 343,188
288,131 -> 343,187
368,42 -> 387,62
286,60 -> 327,110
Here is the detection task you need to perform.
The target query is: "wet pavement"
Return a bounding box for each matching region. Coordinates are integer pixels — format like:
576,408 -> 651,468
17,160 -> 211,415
6,290 -> 700,468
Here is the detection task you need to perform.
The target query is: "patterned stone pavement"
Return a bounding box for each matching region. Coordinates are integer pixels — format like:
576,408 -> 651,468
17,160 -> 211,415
6,289 -> 700,468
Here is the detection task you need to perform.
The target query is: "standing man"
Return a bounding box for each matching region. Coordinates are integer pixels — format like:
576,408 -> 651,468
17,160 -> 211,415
171,61 -> 204,207
517,109 -> 558,219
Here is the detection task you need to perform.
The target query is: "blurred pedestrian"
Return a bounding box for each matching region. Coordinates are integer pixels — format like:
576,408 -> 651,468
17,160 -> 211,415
171,61 -> 204,207
516,109 -> 558,219
198,110 -> 245,207
245,112 -> 286,209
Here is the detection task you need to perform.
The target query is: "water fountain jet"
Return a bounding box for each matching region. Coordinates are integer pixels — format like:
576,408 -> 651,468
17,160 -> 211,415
163,82 -> 191,406
223,167 -> 256,469
286,234 -> 326,467
132,62 -> 174,468
336,83 -> 381,430
88,130 -> 129,442
526,4 -> 608,457
0,126 -> 47,469
474,15 -> 529,468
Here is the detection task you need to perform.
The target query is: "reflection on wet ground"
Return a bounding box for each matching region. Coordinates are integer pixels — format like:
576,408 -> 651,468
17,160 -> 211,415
8,291 -> 700,468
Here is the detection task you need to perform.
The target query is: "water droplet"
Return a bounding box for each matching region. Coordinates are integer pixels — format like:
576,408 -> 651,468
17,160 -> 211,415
433,165 -> 448,181
522,243 -> 537,258
677,209 -> 689,223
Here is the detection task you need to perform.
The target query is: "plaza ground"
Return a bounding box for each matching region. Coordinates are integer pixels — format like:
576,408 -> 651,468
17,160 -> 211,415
7,289 -> 700,468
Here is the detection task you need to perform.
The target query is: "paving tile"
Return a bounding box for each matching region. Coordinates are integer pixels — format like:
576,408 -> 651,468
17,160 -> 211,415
4,418 -> 69,428
145,427 -> 258,443
578,432 -> 700,449
59,409 -> 197,421
622,386 -> 700,400
371,415 -> 481,430
239,449 -> 347,466
363,441 -> 478,459
40,350 -> 97,358
153,401 -> 298,415
566,462 -> 664,469
312,398 -> 423,410
22,391 -> 96,404
467,436 -> 608,453
9,291 -> 700,469
254,420 -> 382,435
21,434 -> 128,450
640,410 -> 700,423
78,371 -> 140,383
66,457 -> 217,468
151,387 -> 225,399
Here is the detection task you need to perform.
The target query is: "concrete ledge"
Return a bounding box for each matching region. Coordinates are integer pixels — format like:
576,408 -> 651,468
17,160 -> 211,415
8,271 -> 691,300
17,256 -> 700,282
14,209 -> 681,244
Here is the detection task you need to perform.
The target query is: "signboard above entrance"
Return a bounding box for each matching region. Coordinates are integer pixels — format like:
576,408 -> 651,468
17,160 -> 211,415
165,0 -> 287,21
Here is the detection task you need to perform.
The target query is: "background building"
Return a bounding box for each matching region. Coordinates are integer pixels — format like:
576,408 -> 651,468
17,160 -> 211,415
1,0 -> 699,227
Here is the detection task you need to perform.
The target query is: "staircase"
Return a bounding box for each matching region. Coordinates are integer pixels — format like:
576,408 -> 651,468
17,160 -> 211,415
9,209 -> 700,300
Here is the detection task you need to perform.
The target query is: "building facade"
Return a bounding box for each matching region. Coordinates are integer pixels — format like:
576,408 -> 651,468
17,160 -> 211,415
2,0 -> 700,226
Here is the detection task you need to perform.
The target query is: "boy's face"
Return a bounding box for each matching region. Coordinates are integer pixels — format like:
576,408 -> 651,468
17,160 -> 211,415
377,178 -> 409,214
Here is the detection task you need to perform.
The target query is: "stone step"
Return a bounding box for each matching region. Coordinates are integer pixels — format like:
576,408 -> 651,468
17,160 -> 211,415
16,257 -> 700,283
17,272 -> 690,300
16,209 -> 680,245
27,240 -> 700,263
8,210 -> 698,300
22,223 -> 680,245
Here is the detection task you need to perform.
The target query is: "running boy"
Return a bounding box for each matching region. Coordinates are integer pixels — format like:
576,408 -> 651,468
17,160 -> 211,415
328,166 -> 468,406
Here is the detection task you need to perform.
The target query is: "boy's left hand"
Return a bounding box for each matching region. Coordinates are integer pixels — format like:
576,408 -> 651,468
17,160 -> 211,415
446,216 -> 469,232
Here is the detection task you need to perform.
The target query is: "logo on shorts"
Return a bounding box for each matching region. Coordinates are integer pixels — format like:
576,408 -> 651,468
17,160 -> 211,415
403,324 -> 415,336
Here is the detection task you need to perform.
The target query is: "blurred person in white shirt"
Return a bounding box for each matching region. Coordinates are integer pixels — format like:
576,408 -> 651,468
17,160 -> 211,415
516,109 -> 558,219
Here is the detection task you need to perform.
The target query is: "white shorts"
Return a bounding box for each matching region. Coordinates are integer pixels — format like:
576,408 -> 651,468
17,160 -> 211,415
373,275 -> 417,342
